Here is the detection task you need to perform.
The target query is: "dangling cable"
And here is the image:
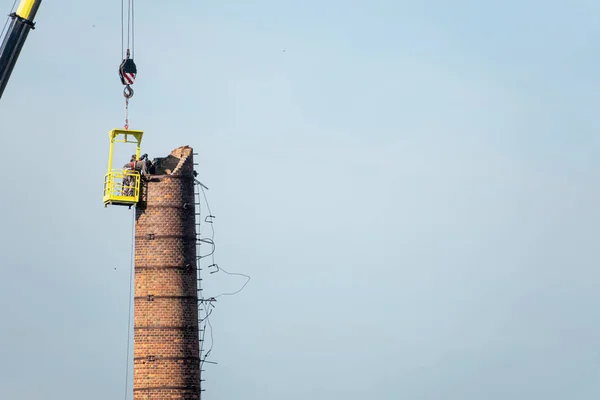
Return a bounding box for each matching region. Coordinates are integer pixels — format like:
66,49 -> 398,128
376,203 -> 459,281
194,179 -> 251,379
123,207 -> 135,400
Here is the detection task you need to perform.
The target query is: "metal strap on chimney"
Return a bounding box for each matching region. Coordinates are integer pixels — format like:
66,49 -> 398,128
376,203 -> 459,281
134,356 -> 201,362
135,263 -> 196,270
135,233 -> 197,240
134,295 -> 198,301
134,325 -> 199,331
133,385 -> 200,392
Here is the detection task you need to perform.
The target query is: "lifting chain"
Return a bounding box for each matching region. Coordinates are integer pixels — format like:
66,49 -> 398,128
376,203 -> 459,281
124,96 -> 130,130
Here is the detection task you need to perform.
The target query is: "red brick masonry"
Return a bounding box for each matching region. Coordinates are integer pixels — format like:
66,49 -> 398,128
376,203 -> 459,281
133,146 -> 200,400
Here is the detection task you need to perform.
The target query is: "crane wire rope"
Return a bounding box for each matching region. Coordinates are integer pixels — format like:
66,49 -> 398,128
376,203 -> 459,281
131,0 -> 134,59
120,0 -> 134,59
123,207 -> 135,400
119,0 -> 136,128
0,0 -> 18,41
120,0 -> 123,59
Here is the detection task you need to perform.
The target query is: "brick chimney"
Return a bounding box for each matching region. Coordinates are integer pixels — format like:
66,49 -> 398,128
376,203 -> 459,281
133,146 -> 200,399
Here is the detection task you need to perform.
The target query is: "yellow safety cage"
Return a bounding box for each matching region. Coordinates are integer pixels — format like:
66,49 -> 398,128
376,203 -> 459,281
103,128 -> 144,208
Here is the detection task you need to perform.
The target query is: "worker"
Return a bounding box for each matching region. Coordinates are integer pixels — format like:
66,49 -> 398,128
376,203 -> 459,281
122,159 -> 135,197
121,154 -> 151,196
126,155 -> 150,177
140,153 -> 158,176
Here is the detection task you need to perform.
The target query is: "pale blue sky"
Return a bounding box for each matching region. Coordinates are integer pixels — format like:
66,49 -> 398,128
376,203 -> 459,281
1,0 -> 600,399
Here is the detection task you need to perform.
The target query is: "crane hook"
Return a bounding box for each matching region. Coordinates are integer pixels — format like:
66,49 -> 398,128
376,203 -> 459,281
123,85 -> 134,98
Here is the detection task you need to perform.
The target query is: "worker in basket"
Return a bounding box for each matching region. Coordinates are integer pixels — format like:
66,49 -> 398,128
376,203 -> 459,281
122,154 -> 151,196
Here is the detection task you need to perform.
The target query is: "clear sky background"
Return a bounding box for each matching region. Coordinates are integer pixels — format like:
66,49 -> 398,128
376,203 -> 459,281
1,0 -> 600,399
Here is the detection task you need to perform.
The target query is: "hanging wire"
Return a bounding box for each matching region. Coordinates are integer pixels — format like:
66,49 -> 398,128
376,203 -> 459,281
194,177 -> 252,387
196,189 -> 214,395
213,266 -> 251,299
123,207 -> 135,400
197,181 -> 251,299
0,0 -> 18,41
200,302 -> 214,369
195,180 -> 250,366
195,181 -> 215,377
199,318 -> 207,367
